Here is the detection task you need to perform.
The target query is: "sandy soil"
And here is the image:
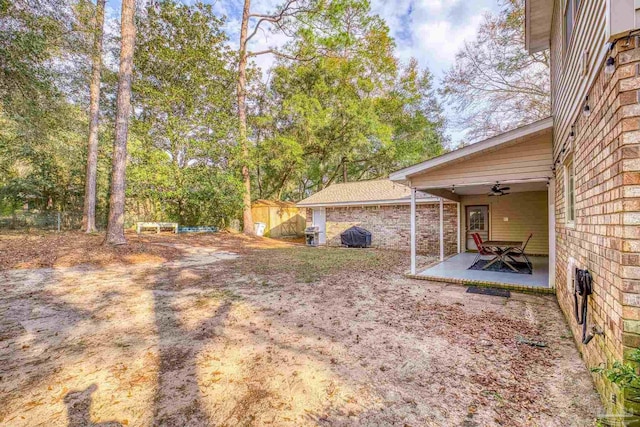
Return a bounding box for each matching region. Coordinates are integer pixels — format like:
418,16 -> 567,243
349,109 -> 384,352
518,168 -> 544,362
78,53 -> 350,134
0,230 -> 300,270
0,233 -> 601,426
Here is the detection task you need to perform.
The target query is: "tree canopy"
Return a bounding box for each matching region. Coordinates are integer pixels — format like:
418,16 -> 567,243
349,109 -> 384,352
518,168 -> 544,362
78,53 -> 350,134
0,0 -> 92,215
0,0 -> 448,230
253,0 -> 445,200
128,0 -> 243,226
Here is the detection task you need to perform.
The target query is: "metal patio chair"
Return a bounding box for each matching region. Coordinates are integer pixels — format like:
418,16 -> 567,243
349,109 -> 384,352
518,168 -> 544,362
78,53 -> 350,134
507,233 -> 533,270
472,233 -> 502,265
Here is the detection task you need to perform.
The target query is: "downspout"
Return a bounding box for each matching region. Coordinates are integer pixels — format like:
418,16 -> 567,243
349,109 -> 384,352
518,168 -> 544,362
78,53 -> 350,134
439,197 -> 444,261
456,202 -> 461,253
410,186 -> 416,275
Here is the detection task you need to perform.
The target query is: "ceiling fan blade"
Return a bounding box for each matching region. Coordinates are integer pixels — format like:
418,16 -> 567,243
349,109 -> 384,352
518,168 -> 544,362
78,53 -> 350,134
501,187 -> 511,191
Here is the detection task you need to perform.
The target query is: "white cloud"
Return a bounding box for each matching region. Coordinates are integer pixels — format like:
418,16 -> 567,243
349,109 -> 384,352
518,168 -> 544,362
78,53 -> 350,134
367,0 -> 500,143
418,0 -> 447,14
412,14 -> 485,68
370,0 -> 495,78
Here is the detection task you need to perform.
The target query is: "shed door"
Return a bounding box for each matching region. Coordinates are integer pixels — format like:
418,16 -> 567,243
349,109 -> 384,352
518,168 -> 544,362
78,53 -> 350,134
312,208 -> 326,244
466,205 -> 488,250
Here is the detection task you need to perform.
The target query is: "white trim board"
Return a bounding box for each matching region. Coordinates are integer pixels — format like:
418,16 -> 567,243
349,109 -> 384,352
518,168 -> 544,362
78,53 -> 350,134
297,198 -> 457,208
525,0 -> 554,53
415,177 -> 550,192
389,117 -> 553,182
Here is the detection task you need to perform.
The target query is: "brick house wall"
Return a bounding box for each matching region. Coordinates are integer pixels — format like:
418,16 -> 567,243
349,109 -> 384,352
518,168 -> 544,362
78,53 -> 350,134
305,204 -> 458,256
553,38 -> 640,414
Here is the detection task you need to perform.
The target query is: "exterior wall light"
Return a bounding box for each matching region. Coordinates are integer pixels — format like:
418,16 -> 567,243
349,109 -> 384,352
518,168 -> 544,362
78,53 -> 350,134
605,56 -> 615,75
569,125 -> 575,141
605,41 -> 616,76
583,96 -> 591,117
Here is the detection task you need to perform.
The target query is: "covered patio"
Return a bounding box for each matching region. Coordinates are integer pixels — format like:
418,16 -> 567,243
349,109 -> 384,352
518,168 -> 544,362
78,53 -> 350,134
419,252 -> 550,288
390,118 -> 556,289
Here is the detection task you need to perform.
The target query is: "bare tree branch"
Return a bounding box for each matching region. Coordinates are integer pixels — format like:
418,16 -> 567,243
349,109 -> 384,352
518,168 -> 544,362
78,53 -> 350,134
441,0 -> 550,142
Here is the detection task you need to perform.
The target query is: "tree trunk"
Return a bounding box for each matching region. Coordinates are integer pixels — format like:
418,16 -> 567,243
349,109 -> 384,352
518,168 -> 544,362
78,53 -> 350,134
342,158 -> 347,182
104,0 -> 135,245
237,0 -> 254,235
81,0 -> 106,233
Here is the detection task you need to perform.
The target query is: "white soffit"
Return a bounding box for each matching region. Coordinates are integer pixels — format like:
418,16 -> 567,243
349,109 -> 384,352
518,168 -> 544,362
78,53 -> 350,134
389,117 -> 553,183
525,0 -> 553,53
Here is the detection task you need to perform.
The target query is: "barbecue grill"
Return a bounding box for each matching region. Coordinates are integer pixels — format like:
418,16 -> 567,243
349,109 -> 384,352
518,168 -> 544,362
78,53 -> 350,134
341,226 -> 371,248
305,225 -> 320,246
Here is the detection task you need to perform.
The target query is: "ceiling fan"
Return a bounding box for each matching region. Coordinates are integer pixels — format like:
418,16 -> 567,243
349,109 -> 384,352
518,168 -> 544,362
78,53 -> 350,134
488,183 -> 510,196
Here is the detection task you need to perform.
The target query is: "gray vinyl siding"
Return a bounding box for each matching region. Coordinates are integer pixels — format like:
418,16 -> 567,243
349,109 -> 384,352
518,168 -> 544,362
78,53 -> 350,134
550,0 -> 607,158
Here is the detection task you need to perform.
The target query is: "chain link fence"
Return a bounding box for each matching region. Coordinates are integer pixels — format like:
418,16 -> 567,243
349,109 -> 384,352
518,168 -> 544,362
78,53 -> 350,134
0,211 -> 234,232
0,211 -> 85,231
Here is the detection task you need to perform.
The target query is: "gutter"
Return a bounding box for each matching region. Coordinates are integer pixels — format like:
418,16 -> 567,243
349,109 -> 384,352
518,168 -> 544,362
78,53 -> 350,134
297,198 -> 454,209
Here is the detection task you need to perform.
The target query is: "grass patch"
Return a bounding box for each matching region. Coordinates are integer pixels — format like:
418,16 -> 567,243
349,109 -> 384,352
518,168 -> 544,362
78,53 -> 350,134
234,246 -> 404,283
192,289 -> 242,302
205,289 -> 242,301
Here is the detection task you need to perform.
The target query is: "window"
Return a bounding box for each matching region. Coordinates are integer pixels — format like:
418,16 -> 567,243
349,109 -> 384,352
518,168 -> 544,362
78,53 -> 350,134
563,0 -> 582,53
565,157 -> 575,225
469,210 -> 485,231
564,0 -> 574,51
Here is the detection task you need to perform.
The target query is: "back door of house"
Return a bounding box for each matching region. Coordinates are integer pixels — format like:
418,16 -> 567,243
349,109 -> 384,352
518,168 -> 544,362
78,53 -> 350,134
312,208 -> 326,244
466,205 -> 488,250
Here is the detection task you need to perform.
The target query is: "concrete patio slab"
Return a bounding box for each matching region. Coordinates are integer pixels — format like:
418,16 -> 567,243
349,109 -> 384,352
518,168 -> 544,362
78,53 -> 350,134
415,252 -> 550,290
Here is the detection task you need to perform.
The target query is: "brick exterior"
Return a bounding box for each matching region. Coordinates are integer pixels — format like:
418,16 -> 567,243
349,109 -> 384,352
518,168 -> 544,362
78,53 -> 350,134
554,39 -> 640,415
305,204 -> 458,256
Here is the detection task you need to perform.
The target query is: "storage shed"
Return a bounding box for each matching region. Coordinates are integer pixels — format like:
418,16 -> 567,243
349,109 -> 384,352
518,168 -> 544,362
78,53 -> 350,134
251,200 -> 306,238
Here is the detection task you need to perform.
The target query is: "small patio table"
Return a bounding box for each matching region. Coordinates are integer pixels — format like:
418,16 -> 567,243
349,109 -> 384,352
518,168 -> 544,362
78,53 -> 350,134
481,240 -> 523,272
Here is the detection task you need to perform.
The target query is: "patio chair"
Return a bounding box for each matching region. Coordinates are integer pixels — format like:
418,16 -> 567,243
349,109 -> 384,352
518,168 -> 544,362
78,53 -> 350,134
507,233 -> 533,270
472,233 -> 501,265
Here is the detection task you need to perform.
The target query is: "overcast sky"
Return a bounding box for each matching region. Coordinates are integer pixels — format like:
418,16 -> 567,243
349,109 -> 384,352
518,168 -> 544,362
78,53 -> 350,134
105,0 -> 502,143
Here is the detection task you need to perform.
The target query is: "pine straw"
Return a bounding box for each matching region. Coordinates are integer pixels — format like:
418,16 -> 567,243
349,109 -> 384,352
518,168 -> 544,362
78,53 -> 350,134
0,230 -> 297,270
415,302 -> 555,424
0,231 -> 179,270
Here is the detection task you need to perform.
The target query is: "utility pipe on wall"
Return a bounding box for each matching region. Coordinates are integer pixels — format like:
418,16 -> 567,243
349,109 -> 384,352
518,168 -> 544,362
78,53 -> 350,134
439,197 -> 444,261
456,202 -> 461,254
410,187 -> 416,275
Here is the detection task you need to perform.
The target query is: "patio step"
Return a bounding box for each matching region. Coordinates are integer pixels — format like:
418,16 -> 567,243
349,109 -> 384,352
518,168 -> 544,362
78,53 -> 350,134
405,272 -> 556,295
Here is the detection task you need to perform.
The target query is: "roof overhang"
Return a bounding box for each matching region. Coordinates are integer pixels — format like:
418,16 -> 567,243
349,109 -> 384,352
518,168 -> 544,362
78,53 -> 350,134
389,117 -> 554,184
297,197 -> 443,209
525,0 -> 553,53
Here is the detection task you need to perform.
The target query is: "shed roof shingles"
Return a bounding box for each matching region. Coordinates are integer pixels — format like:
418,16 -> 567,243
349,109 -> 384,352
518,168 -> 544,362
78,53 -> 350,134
296,179 -> 432,207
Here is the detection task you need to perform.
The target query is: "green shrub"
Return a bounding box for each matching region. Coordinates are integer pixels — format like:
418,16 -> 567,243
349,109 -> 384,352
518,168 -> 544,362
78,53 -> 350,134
592,348 -> 640,389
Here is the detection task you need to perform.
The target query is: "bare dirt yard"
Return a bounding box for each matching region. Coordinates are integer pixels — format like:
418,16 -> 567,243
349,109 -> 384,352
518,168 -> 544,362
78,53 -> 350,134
0,231 -> 601,426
